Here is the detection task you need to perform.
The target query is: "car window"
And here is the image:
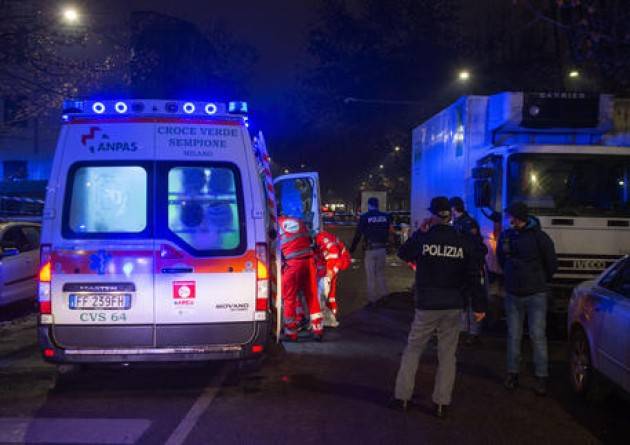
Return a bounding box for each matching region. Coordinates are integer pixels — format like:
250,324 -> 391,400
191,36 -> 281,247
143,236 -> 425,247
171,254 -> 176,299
67,165 -> 148,234
600,258 -> 630,298
22,226 -> 40,251
1,227 -> 29,252
167,165 -> 243,253
612,261 -> 630,298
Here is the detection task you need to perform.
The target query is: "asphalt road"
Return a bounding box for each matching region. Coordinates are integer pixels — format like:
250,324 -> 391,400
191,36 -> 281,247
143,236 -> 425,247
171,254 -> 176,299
0,226 -> 628,444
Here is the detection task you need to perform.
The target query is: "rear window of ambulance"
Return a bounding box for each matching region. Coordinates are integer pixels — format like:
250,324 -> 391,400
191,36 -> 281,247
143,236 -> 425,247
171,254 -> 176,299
63,162 -> 152,238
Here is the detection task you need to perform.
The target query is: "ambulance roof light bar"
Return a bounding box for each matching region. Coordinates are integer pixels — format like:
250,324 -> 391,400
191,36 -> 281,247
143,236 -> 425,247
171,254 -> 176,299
61,99 -> 249,119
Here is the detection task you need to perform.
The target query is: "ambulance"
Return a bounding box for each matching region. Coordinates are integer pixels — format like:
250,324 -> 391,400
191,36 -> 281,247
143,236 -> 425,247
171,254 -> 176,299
38,99 -> 321,364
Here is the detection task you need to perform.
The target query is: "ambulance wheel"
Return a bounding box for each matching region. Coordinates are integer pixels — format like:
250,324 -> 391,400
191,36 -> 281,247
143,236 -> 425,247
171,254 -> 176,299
56,364 -> 85,375
238,356 -> 264,374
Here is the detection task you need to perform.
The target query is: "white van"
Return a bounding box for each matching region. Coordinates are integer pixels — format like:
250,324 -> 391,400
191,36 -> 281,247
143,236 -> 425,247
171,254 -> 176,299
38,99 -> 320,364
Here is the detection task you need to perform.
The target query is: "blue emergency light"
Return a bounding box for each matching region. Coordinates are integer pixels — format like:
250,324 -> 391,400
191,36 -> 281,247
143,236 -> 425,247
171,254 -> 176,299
60,99 -> 241,119
228,101 -> 248,114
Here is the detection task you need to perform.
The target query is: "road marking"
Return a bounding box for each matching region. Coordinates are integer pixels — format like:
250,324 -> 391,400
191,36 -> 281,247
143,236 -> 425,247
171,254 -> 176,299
164,365 -> 228,445
0,418 -> 151,444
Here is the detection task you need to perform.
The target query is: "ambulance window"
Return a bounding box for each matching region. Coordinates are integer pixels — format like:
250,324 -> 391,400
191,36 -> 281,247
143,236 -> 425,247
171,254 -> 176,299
167,166 -> 242,252
67,166 -> 147,233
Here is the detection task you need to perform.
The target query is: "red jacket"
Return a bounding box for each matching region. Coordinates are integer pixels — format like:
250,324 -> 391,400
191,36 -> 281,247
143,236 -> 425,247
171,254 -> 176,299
314,231 -> 351,274
278,216 -> 313,260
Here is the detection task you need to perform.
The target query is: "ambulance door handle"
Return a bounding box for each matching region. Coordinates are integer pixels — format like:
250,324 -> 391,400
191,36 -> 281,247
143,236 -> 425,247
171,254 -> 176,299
161,267 -> 193,274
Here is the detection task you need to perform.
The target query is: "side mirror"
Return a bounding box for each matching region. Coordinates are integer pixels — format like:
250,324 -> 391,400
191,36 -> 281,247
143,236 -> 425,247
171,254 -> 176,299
474,180 -> 492,208
472,167 -> 494,179
1,247 -> 19,258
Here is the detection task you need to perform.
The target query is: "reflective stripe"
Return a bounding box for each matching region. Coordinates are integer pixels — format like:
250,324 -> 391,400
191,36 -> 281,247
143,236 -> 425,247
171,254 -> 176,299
325,253 -> 339,259
329,298 -> 336,302
326,242 -> 335,249
285,247 -> 313,260
310,312 -> 323,320
280,233 -> 307,245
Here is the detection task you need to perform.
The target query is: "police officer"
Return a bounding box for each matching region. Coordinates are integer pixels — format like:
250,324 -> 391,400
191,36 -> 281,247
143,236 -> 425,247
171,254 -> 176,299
450,197 -> 488,345
391,196 -> 486,417
350,197 -> 392,308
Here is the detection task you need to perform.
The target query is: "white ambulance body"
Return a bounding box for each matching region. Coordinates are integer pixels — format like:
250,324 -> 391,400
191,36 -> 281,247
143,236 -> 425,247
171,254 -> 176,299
38,99 -> 319,364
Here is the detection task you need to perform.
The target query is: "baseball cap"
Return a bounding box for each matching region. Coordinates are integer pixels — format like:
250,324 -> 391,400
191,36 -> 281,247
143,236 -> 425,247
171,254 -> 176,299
505,201 -> 529,222
428,196 -> 451,217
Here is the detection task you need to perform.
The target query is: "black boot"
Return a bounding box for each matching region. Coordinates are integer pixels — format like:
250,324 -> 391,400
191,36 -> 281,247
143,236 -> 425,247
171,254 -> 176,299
434,403 -> 448,418
388,398 -> 410,412
504,373 -> 519,391
534,377 -> 547,396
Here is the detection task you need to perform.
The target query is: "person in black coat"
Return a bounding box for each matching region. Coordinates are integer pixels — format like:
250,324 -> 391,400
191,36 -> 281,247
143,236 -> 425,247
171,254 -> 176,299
390,197 -> 486,418
450,197 -> 488,345
498,201 -> 557,396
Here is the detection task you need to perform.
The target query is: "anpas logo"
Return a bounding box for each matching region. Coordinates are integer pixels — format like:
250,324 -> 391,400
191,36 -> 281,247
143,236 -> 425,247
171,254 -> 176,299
81,126 -> 138,153
282,219 -> 300,234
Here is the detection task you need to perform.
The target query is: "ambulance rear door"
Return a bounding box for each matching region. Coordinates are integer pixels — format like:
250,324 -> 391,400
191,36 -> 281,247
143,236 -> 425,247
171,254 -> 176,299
153,118 -> 258,347
273,172 -> 322,233
272,172 -> 322,339
49,121 -> 157,350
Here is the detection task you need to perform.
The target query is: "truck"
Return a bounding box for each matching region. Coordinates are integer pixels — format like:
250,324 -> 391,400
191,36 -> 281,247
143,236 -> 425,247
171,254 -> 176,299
360,190 -> 387,213
411,92 -> 630,315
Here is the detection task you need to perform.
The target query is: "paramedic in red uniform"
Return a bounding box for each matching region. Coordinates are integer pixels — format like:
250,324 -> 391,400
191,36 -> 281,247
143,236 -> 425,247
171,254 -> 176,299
315,231 -> 351,327
279,214 -> 324,341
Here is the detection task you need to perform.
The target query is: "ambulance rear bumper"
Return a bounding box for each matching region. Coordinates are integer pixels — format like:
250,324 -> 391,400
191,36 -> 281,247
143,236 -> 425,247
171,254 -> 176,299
38,320 -> 271,364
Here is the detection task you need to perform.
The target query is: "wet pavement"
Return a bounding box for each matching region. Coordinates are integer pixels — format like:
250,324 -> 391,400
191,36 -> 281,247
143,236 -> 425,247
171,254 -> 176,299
0,226 -> 627,444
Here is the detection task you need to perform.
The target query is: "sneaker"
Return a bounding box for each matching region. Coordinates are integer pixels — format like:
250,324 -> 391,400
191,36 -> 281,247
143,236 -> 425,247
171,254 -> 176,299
534,377 -> 547,396
434,403 -> 448,418
504,373 -> 519,391
326,319 -> 340,328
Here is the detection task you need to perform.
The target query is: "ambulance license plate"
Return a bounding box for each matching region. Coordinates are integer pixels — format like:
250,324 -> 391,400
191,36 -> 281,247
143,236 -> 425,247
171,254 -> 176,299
69,294 -> 131,310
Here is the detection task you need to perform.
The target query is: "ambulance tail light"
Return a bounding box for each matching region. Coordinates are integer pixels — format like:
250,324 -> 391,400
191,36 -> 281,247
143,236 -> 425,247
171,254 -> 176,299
255,243 -> 269,313
38,244 -> 52,315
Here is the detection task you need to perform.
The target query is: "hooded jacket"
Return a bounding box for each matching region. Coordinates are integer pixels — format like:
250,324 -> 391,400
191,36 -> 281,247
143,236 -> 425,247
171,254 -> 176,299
497,216 -> 558,296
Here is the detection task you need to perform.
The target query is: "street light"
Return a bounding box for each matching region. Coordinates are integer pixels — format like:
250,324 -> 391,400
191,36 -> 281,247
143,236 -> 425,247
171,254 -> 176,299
379,164 -> 384,169
394,146 -> 401,152
283,168 -> 289,174
569,70 -> 580,78
62,7 -> 80,24
458,70 -> 470,81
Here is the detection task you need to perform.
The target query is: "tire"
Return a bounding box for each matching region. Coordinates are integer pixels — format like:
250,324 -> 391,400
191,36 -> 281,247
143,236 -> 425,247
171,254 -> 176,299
569,328 -> 596,397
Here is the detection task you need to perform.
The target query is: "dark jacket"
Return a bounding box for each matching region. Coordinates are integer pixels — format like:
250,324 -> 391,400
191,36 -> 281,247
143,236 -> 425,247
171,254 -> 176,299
497,216 -> 558,296
350,209 -> 392,252
398,224 -> 487,312
453,212 -> 488,266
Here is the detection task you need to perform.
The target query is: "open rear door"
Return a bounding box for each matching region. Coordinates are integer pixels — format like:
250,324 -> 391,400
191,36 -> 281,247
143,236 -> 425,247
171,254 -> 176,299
272,172 -> 322,339
273,172 -> 322,233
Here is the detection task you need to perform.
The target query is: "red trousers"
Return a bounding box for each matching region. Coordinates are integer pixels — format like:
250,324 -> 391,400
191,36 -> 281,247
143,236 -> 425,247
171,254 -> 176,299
328,273 -> 339,314
282,256 -> 323,336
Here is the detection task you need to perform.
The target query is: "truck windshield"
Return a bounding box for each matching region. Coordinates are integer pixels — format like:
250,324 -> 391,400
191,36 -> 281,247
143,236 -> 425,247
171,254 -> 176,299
507,154 -> 630,217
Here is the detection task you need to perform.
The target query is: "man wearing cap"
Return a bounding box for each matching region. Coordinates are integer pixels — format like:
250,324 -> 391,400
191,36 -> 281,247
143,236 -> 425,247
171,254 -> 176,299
350,197 -> 392,308
450,196 -> 488,346
498,201 -> 557,396
391,196 -> 487,417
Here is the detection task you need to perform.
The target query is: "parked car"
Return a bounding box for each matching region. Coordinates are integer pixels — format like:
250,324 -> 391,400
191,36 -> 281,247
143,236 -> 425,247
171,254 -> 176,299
568,255 -> 630,397
0,222 -> 41,306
